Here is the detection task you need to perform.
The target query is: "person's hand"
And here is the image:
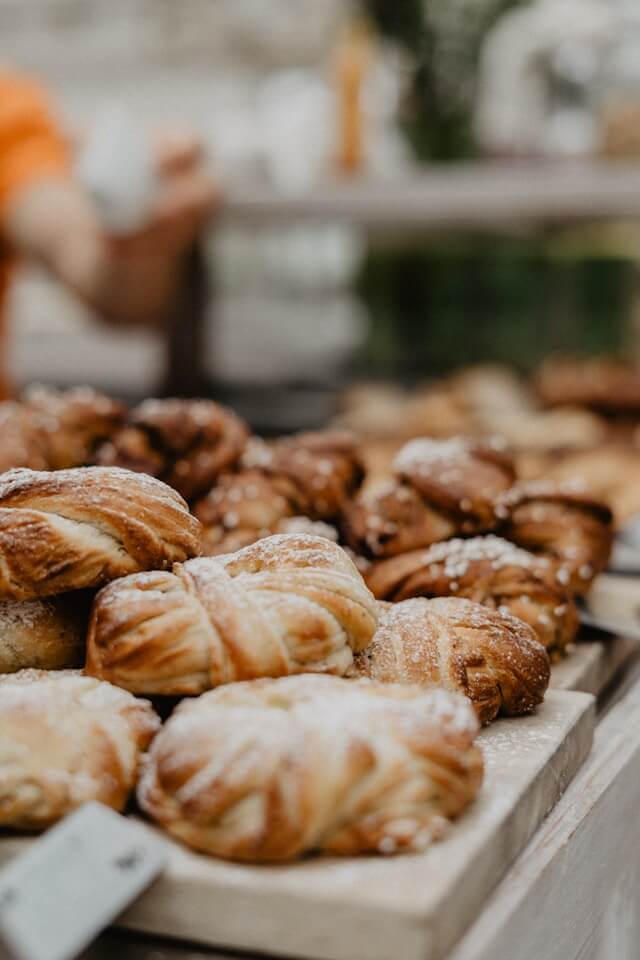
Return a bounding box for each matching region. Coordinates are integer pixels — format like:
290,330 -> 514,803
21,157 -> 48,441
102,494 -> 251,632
106,131 -> 219,258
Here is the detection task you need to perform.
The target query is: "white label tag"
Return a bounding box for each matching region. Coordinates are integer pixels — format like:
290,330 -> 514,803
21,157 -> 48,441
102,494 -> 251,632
0,803 -> 165,960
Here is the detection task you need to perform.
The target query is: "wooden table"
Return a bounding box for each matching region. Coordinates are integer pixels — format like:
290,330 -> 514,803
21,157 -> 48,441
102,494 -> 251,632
74,643 -> 640,960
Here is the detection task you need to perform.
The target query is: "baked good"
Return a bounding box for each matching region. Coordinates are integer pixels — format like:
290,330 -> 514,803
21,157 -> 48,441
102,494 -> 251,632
497,482 -> 613,594
195,430 -> 363,555
0,466 -> 201,600
544,445 -> 640,526
0,594 -> 89,673
352,597 -> 549,725
366,536 -> 577,656
535,356 -> 640,414
0,669 -> 159,830
96,398 -> 249,501
342,437 -> 515,558
137,673 -> 482,861
23,385 -> 126,470
86,534 -> 378,695
0,402 -> 50,473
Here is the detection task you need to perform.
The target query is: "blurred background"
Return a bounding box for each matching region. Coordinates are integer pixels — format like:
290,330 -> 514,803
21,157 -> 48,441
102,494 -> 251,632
4,0 -> 640,431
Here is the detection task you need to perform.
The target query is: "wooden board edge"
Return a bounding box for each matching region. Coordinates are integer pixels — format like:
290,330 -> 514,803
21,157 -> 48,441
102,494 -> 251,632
449,670 -> 640,960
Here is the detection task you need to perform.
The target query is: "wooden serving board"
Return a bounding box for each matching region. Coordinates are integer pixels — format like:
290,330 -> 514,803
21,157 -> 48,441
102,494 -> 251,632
0,693 -> 595,960
551,635 -> 636,697
36,689 -> 586,960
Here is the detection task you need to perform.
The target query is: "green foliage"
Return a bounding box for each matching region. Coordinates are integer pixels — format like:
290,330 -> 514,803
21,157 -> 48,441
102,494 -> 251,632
357,240 -> 629,378
364,0 -> 528,161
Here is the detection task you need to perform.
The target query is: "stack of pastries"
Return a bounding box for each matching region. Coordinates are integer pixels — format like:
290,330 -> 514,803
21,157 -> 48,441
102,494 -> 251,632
0,384 -> 616,864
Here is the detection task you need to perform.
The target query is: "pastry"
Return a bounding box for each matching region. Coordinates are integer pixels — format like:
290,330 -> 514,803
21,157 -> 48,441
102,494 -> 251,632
0,669 -> 159,830
96,398 -> 249,501
86,534 -> 378,695
23,385 -> 126,470
137,673 -> 482,861
352,597 -> 549,725
342,437 -> 515,558
0,594 -> 89,673
0,402 -> 50,473
498,482 -> 613,594
544,446 -> 640,526
0,466 -> 201,600
366,536 -> 577,656
195,430 -> 363,555
535,356 -> 640,414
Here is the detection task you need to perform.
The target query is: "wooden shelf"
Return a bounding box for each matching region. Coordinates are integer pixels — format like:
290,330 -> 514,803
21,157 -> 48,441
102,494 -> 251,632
221,161 -> 640,233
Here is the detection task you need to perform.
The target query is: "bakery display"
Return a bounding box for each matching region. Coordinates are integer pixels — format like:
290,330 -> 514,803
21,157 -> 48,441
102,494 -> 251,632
137,672 -> 483,861
0,669 -> 159,830
86,534 -> 378,695
342,437 -> 515,558
498,482 -> 614,594
366,536 -> 578,656
0,466 -> 201,600
352,597 -> 549,724
96,398 -> 249,502
0,594 -> 89,673
195,430 -> 363,555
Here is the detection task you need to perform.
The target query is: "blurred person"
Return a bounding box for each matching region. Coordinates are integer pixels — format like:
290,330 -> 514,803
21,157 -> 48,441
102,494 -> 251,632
0,68 -> 217,398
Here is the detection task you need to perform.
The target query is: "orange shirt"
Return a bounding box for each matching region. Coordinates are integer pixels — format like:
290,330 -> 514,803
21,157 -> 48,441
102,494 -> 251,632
0,69 -> 71,397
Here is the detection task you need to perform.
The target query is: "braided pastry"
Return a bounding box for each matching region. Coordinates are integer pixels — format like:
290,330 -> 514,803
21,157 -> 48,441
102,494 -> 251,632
86,534 -> 378,695
352,598 -> 549,725
0,669 -> 159,830
23,385 -> 126,470
0,466 -> 201,600
497,482 -> 613,594
366,536 -> 577,657
96,398 -> 249,501
0,594 -> 89,673
195,430 -> 363,555
0,402 -> 50,473
0,388 -> 125,475
137,673 -> 482,861
342,437 -> 515,559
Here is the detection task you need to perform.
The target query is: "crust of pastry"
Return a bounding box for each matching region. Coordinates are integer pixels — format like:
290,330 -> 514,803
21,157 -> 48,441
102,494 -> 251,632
195,430 -> 363,555
0,466 -> 201,600
0,669 -> 159,830
353,597 -> 550,724
86,534 -> 378,695
342,437 -> 514,558
366,536 -> 578,656
96,398 -> 249,501
0,594 -> 89,673
137,673 -> 482,861
497,482 -> 613,594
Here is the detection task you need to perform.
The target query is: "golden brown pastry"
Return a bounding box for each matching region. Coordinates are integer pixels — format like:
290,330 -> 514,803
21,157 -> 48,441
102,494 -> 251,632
23,385 -> 126,470
86,534 -> 378,695
342,436 -> 515,558
366,536 -> 577,657
0,669 -> 159,830
535,356 -> 640,414
352,597 -> 549,725
0,594 -> 89,674
195,430 -> 363,555
137,673 -> 483,861
96,398 -> 249,501
0,402 -> 50,473
0,466 -> 201,601
498,482 -> 613,594
544,445 -> 640,526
